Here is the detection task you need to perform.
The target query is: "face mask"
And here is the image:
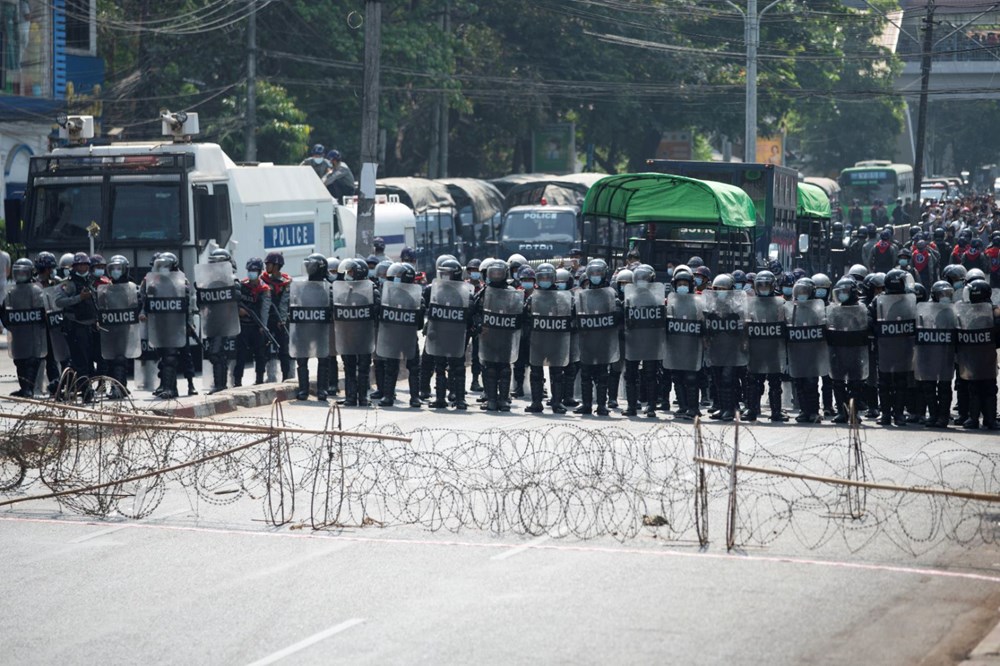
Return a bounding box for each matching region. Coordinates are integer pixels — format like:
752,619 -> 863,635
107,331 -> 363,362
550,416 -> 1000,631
836,292 -> 851,303
744,284 -> 754,293
379,277 -> 386,285
557,282 -> 567,291
158,267 -> 171,275
110,269 -> 123,281
938,296 -> 952,304
393,277 -> 402,283
590,275 -> 603,286
782,287 -> 793,297
675,285 -> 690,295
899,259 -> 909,267
345,275 -> 355,282
953,281 -> 964,290
538,280 -> 553,290
666,268 -> 674,278
522,281 -> 534,291
694,277 -> 704,287
796,294 -> 809,302
470,271 -> 481,281
93,268 -> 105,278
60,268 -> 71,278
815,288 -> 828,299
76,270 -> 89,278
734,282 -> 745,291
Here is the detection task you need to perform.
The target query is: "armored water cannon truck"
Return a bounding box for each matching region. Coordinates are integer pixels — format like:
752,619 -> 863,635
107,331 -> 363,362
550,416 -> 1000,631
6,112 -> 337,278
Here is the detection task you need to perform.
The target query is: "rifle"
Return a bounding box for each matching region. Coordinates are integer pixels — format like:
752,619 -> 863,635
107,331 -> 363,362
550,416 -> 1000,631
243,303 -> 281,350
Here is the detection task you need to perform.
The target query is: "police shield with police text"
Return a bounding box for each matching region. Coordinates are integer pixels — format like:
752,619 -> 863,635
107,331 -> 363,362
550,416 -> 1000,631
915,293 -> 957,428
954,287 -> 998,430
745,271 -> 785,421
785,285 -> 829,423
825,278 -> 869,423
196,255 -> 241,393
97,282 -> 140,394
874,271 -> 917,426
376,268 -> 424,407
575,261 -> 619,415
1,261 -> 47,397
703,278 -> 748,421
333,263 -> 376,406
289,260 -> 333,401
663,272 -> 704,419
478,262 -> 522,412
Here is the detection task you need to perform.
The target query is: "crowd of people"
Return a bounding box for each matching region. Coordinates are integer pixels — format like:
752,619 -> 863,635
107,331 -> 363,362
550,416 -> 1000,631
1,227 -> 997,429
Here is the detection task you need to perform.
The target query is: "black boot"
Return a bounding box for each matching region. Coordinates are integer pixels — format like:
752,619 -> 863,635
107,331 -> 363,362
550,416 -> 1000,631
549,368 -> 566,414
451,366 -> 468,410
370,359 -> 385,400
419,351 -> 433,400
470,370 -> 483,393
497,364 -> 512,412
209,361 -> 228,394
340,357 -> 358,406
430,364 -> 449,409
964,392 -> 981,429
607,371 -> 620,409
315,359 -> 329,401
687,385 -> 703,419
767,382 -> 784,422
357,356 -> 371,407
643,370 -> 657,417
526,372 -> 544,413
562,363 -> 579,408
595,371 -> 610,416
409,368 -> 423,407
483,365 -> 499,411
877,385 -> 893,425
160,364 -> 179,400
328,357 -> 339,396
296,363 -> 310,400
512,366 -> 525,398
575,370 -> 593,415
623,378 -> 638,417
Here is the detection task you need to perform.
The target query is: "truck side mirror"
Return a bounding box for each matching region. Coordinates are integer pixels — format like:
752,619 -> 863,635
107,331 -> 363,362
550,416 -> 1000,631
798,234 -> 810,254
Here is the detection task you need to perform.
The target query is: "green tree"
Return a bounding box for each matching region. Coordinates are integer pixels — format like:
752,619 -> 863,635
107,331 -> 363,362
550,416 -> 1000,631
209,82 -> 312,164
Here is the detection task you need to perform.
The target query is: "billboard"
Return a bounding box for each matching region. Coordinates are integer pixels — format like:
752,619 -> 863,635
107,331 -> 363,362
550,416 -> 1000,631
756,135 -> 784,166
533,123 -> 576,173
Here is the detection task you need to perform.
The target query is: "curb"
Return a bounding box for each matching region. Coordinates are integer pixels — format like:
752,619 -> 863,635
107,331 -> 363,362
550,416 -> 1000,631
147,380 -> 300,418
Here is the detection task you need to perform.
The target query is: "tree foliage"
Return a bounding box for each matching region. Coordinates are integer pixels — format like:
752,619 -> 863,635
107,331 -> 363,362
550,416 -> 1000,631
94,0 -> 907,177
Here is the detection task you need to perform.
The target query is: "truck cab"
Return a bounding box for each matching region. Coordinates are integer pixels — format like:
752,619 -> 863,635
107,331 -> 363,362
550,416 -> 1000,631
497,204 -> 580,263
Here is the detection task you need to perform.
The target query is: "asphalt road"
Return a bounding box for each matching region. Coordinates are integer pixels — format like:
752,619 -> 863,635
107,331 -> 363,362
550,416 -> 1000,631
3,353 -> 1000,664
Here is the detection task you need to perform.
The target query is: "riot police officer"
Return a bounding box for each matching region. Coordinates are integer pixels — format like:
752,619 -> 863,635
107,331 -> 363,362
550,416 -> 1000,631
955,280 -> 999,430
475,260 -> 522,412
376,262 -> 424,408
98,255 -> 141,399
785,278 -> 829,423
826,276 -> 870,424
34,251 -> 67,394
424,257 -> 472,410
525,263 -> 569,414
873,268 -> 917,426
262,252 -> 293,381
0,259 -> 47,397
198,248 -> 241,394
663,267 -> 705,419
465,258 -> 485,393
745,270 -> 785,422
290,254 -> 333,401
575,259 -> 619,416
236,257 -> 272,387
140,252 -> 193,400
914,281 -> 957,428
704,273 -> 748,422
54,252 -> 98,401
333,258 -> 378,407
512,265 -> 537,398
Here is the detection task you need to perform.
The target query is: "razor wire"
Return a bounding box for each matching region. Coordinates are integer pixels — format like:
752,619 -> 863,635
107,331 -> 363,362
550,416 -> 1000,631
2,394 -> 1000,560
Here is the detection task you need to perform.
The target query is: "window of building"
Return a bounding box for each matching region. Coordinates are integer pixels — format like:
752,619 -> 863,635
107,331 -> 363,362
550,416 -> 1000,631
65,0 -> 91,52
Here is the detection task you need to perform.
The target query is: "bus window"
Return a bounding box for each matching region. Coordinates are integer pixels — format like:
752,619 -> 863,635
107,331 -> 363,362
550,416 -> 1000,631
28,176 -> 102,243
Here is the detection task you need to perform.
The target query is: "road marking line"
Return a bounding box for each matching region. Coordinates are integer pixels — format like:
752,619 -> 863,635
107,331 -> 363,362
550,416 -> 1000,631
245,542 -> 354,580
245,618 -> 365,666
68,509 -> 189,544
7,515 -> 1000,584
491,534 -> 550,560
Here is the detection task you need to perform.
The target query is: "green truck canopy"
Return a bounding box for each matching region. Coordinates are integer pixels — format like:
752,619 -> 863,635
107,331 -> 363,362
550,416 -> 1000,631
582,172 -> 757,228
796,181 -> 832,219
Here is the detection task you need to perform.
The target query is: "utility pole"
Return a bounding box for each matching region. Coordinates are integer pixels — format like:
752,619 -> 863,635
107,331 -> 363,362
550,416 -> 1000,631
356,0 -> 382,259
439,0 -> 450,178
727,0 -> 781,163
245,0 -> 257,162
913,1 -> 936,197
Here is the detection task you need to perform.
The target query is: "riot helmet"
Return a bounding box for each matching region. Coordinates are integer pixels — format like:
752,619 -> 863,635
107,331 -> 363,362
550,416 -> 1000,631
712,274 -> 734,291
554,268 -> 572,291
153,252 -> 178,273
375,260 -> 391,283
304,253 -> 328,278
616,269 -> 634,289
518,265 -> 536,290
437,258 -> 463,281
811,273 -> 832,301
208,248 -> 234,270
400,247 -> 417,263
693,265 -> 711,289
12,258 -> 33,284
671,269 -> 693,295
108,255 -> 130,282
848,264 -> 868,282
780,271 -> 796,298
585,259 -> 609,288
967,268 -> 987,283
485,260 -> 509,288
930,280 -> 954,304
326,257 -> 341,280
387,262 -> 416,284
942,264 -> 967,290
967,279 -> 992,304
507,253 -> 527,276
832,276 -> 858,305
348,259 -> 370,282
535,263 -> 557,290
58,253 -> 75,278
34,251 -> 57,274
633,264 -> 656,284
731,269 -> 747,291
265,252 -> 285,268
245,257 -> 264,280
792,278 -> 814,302
912,282 -> 929,303
754,270 -> 775,297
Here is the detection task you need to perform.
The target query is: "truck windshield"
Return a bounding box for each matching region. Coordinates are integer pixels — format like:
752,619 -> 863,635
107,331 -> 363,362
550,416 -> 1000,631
27,177 -> 102,244
26,175 -> 183,245
502,210 -> 576,241
109,175 -> 183,241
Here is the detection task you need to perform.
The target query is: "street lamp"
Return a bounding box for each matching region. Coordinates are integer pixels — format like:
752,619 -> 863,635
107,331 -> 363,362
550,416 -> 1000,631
725,0 -> 783,163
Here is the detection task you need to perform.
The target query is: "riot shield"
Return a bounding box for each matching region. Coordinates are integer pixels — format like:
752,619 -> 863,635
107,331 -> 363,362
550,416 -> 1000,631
425,279 -> 472,359
98,283 -> 141,359
4,283 -> 47,360
825,303 -> 869,382
914,302 -> 956,382
42,285 -> 70,362
333,280 -> 376,356
784,299 -> 830,379
623,283 -> 666,362
195,263 -> 240,339
529,289 -> 572,367
954,301 -> 997,381
478,287 -> 523,364
144,271 -> 189,350
702,290 -> 748,367
288,280 -> 332,359
375,281 -> 423,360
746,297 -> 786,375
575,287 -> 620,365
875,293 -> 917,374
663,292 -> 704,372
